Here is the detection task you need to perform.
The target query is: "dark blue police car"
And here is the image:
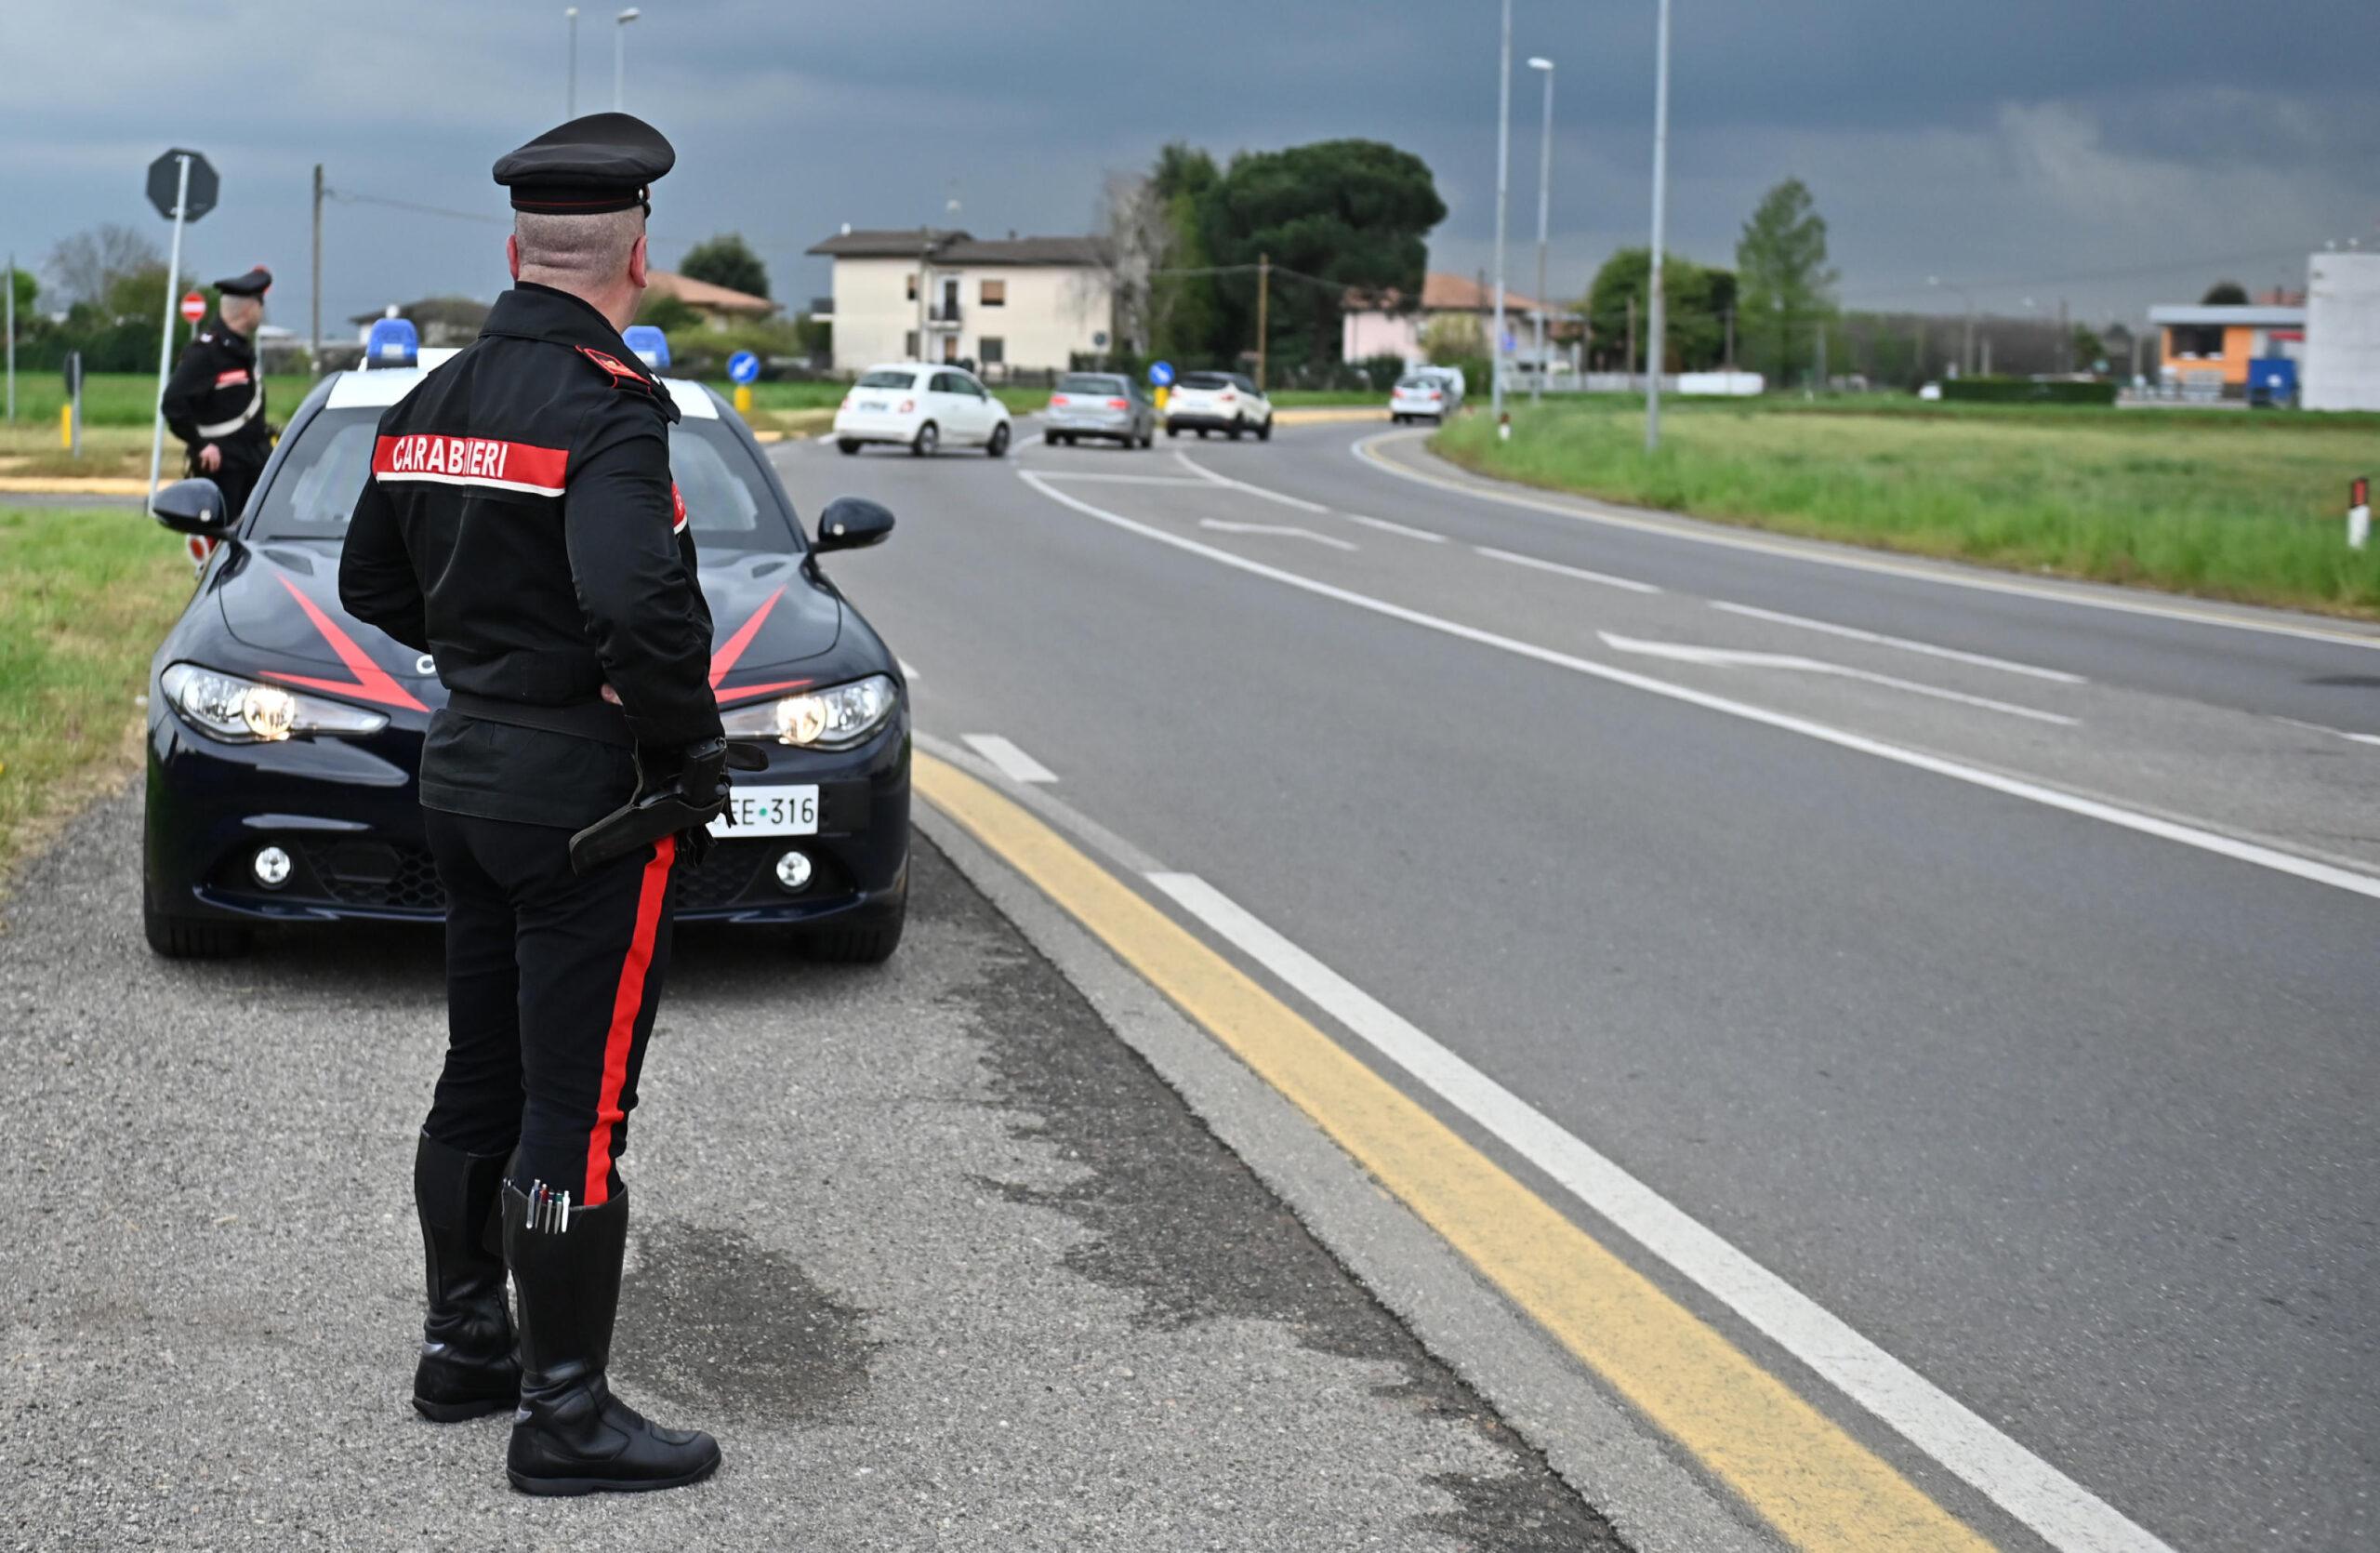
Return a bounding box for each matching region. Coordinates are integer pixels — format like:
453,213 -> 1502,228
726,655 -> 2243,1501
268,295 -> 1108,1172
142,324 -> 910,962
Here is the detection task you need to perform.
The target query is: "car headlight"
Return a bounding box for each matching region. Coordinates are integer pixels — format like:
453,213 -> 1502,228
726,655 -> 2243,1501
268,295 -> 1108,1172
159,663 -> 389,743
719,673 -> 899,750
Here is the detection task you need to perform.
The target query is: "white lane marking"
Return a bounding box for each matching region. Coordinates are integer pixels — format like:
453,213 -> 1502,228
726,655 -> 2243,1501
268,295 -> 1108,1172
1016,468 -> 2380,902
1198,518 -> 1357,551
1476,544 -> 1662,594
1147,869 -> 2179,1553
960,734 -> 1058,784
1352,430 -> 2380,654
1710,600 -> 2087,684
1173,450 -> 1331,513
1025,471 -> 1212,487
1599,632 -> 2079,726
2276,715 -> 2380,748
1342,512 -> 1448,543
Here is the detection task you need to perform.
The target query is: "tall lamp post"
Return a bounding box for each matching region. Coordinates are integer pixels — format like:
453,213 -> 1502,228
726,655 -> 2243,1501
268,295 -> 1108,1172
613,7 -> 639,112
1928,274 -> 1975,377
1527,56 -> 1554,405
1489,0 -> 1513,424
1644,0 -> 1673,451
565,7 -> 579,116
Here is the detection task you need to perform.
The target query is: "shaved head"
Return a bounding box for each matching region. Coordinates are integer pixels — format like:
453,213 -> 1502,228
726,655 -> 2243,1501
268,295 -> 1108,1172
219,294 -> 262,335
513,207 -> 645,289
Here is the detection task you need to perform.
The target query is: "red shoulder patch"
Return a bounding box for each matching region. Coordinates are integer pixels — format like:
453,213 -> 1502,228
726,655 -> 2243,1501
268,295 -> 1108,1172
577,346 -> 654,391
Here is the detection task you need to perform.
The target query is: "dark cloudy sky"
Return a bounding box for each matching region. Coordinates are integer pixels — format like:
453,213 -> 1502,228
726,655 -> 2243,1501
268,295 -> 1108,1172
10,1 -> 2376,334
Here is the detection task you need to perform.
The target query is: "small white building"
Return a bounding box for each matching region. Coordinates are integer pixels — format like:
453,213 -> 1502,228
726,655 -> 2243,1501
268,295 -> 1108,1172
1341,271 -> 1577,370
807,228 -> 1114,377
2303,252 -> 2380,412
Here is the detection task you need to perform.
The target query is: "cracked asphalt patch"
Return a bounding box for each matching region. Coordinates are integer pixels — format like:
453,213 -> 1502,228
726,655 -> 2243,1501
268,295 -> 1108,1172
2,787 -> 1616,1549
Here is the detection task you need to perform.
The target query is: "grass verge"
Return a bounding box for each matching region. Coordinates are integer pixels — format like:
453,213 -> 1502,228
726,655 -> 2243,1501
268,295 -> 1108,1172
1434,399 -> 2380,618
0,507 -> 191,883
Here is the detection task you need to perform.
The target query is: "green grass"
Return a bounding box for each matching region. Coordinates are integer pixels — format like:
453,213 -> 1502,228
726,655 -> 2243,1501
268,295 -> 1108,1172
1434,398 -> 2380,617
6,371 -> 315,429
0,507 -> 192,879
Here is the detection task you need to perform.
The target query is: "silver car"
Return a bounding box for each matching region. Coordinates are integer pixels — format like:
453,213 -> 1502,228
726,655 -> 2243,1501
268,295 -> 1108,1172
1044,373 -> 1157,448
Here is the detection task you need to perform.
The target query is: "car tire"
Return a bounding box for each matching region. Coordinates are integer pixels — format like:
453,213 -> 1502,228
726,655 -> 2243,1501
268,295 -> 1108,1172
1227,421 -> 1243,440
837,438 -> 861,455
910,421 -> 938,457
1166,425 -> 1179,439
796,897 -> 906,964
143,889 -> 247,959
1054,432 -> 1073,447
1257,417 -> 1273,443
986,422 -> 1011,458
1197,428 -> 1210,439
1137,431 -> 1154,449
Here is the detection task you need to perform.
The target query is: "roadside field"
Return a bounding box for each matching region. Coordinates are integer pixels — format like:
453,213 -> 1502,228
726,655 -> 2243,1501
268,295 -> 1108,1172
1436,398 -> 2380,617
0,506 -> 188,880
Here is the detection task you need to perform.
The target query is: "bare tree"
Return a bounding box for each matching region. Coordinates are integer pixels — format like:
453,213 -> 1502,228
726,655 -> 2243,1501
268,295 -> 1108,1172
45,223 -> 164,310
1087,171 -> 1174,356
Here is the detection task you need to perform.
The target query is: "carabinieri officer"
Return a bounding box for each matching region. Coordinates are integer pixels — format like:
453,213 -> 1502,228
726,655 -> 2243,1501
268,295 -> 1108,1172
337,113 -> 727,1496
161,266 -> 274,518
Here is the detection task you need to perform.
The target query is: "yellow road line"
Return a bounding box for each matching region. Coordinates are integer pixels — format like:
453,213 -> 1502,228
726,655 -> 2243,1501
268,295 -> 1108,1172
1274,406 -> 1390,425
916,750 -> 1991,1552
0,477 -> 152,495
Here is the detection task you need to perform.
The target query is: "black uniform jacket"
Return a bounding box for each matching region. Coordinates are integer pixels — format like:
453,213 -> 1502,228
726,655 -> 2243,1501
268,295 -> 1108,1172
161,319 -> 271,478
337,282 -> 723,828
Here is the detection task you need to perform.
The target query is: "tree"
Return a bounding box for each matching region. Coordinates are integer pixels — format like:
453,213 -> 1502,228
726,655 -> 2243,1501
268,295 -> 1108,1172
44,223 -> 162,310
1146,143 -> 1224,362
1734,178 -> 1837,386
1583,248 -> 1734,371
678,233 -> 769,299
2071,324 -> 2106,374
635,291 -> 704,334
1421,312 -> 1484,363
7,263 -> 35,319
1197,139 -> 1445,373
2200,280 -> 2248,306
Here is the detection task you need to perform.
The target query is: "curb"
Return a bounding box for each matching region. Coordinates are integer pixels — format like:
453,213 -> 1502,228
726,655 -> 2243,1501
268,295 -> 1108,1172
1275,406 -> 1389,426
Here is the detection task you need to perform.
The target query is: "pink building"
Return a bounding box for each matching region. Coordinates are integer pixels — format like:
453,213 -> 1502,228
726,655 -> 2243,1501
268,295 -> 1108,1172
1341,272 -> 1574,367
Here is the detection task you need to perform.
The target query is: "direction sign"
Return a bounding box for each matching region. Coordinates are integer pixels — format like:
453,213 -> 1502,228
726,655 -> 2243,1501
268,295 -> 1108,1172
145,149 -> 218,223
1148,360 -> 1175,388
726,350 -> 761,385
179,291 -> 206,325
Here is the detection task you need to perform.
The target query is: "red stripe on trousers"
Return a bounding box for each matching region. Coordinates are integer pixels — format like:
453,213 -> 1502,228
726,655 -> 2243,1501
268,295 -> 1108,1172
583,834 -> 675,1206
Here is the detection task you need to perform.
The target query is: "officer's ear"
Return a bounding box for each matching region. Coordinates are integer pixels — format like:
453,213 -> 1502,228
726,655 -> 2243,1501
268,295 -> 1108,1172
506,233 -> 522,282
628,232 -> 649,291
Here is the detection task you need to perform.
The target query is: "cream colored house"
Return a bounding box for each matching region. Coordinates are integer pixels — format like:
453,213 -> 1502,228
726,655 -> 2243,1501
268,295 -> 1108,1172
807,228 -> 1114,378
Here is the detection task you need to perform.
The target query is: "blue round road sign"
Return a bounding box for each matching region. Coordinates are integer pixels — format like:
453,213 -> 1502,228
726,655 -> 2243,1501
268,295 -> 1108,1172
727,350 -> 761,385
1148,360 -> 1175,388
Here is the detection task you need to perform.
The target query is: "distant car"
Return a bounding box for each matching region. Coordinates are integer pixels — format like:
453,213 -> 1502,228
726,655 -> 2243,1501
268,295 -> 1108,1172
1045,373 -> 1156,448
141,352 -> 913,964
1390,374 -> 1456,424
835,363 -> 1012,457
1164,372 -> 1274,441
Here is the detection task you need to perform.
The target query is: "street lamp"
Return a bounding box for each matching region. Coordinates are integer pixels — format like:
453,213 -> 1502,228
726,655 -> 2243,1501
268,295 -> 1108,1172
1489,0 -> 1513,424
564,8 -> 578,117
1644,0 -> 1673,451
1527,56 -> 1554,405
1928,274 -> 1975,377
613,7 -> 639,112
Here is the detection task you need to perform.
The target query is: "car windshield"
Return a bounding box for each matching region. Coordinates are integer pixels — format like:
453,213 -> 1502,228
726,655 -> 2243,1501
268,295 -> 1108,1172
856,369 -> 918,389
1057,375 -> 1122,395
249,403 -> 804,554
1179,373 -> 1233,391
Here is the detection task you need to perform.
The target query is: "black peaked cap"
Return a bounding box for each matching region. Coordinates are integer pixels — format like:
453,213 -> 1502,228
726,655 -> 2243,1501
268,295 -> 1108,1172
492,113 -> 675,215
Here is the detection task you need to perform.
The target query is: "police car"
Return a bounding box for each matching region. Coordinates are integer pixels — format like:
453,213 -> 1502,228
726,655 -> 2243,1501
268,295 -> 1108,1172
141,321 -> 911,962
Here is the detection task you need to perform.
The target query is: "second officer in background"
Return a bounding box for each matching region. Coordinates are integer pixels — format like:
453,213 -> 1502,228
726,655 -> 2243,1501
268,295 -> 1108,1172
162,266 -> 274,519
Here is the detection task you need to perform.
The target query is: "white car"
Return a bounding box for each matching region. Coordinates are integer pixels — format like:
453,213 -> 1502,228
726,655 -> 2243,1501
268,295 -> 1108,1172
835,363 -> 1012,457
1389,373 -> 1459,423
1164,371 -> 1273,441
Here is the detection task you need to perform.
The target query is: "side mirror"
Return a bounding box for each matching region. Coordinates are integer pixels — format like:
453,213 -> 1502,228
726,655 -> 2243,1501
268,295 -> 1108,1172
813,495 -> 893,553
151,477 -> 234,537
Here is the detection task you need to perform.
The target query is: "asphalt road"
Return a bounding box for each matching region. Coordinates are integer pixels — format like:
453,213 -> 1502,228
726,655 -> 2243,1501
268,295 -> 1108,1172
774,418 -> 2380,1552
0,792 -> 1608,1549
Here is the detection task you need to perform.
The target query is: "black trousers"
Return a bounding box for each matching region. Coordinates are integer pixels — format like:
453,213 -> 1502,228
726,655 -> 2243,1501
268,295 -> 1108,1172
421,809 -> 679,1209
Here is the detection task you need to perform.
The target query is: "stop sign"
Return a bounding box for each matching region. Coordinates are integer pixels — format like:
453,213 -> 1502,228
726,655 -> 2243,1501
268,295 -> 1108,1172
180,291 -> 206,325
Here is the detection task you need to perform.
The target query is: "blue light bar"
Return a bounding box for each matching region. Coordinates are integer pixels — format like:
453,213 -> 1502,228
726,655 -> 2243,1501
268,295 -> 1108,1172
622,325 -> 670,369
364,317 -> 419,368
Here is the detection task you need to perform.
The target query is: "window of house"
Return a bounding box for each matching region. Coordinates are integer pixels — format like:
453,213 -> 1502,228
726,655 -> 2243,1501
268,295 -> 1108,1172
980,279 -> 1007,308
904,330 -> 919,358
905,273 -> 918,301
2170,325 -> 2224,358
979,337 -> 1005,365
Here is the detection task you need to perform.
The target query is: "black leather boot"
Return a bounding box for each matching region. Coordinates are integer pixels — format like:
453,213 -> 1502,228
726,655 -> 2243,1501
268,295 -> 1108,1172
501,1178 -> 721,1495
412,1135 -> 521,1422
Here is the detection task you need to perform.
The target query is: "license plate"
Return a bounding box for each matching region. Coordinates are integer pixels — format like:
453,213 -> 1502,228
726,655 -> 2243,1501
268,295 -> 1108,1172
857,398 -> 887,412
710,784 -> 819,837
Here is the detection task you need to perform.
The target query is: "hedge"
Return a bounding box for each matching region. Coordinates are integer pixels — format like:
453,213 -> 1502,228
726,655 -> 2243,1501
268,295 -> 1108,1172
1938,376 -> 2117,406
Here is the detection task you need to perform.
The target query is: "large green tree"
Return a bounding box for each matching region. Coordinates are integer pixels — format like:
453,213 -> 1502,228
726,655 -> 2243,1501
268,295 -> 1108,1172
678,232 -> 770,299
1196,139 -> 1445,374
1733,178 -> 1837,386
1582,248 -> 1735,371
1144,142 -> 1223,363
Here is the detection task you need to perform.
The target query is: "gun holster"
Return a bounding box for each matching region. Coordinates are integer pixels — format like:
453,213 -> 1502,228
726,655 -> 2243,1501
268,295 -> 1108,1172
567,737 -> 768,876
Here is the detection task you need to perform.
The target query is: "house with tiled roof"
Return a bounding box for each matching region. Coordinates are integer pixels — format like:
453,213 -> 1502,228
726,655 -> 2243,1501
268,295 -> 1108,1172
643,270 -> 777,330
1342,271 -> 1579,370
807,226 -> 1115,376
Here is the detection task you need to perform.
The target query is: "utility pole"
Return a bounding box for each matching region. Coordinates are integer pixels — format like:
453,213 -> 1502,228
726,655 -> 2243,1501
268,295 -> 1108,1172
1489,0 -> 1512,422
310,165 -> 324,370
613,7 -> 638,112
1528,56 -> 1554,405
1644,0 -> 1673,450
1625,294 -> 1636,389
1255,251 -> 1270,392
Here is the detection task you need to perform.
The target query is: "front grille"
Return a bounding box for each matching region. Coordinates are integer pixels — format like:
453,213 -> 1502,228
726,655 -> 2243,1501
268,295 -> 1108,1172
303,839 -> 446,911
674,843 -> 765,910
